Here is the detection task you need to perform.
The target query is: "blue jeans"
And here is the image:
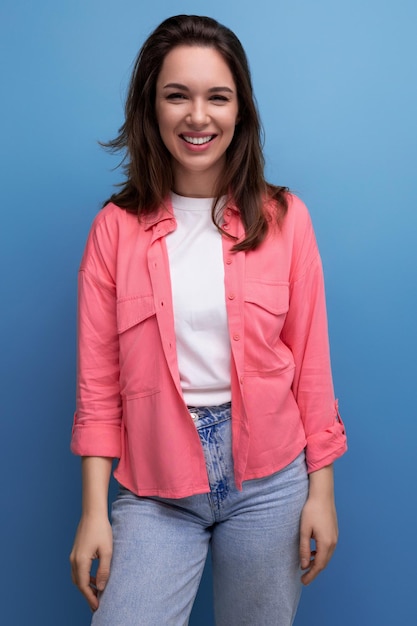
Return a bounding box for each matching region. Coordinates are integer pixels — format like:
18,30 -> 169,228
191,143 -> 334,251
92,403 -> 308,625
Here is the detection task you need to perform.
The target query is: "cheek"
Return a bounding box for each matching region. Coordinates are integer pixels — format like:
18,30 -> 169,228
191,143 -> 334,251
156,104 -> 174,132
156,119 -> 175,151
224,114 -> 238,140
223,109 -> 239,133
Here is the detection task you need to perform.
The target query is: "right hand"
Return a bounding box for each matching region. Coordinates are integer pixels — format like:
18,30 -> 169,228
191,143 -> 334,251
70,514 -> 113,611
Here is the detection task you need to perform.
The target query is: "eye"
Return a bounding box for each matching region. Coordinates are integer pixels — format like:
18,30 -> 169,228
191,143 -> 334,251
166,92 -> 187,101
210,94 -> 229,103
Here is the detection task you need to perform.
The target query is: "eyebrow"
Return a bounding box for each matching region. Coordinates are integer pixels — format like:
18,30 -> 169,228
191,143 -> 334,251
162,82 -> 234,94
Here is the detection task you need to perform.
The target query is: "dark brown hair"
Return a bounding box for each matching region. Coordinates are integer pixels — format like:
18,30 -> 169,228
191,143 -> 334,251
103,14 -> 288,251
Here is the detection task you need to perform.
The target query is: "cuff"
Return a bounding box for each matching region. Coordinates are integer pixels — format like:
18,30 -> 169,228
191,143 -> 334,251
305,401 -> 347,472
71,414 -> 122,458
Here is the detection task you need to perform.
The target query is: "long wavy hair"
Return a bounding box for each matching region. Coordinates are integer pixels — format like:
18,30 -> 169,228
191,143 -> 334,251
102,14 -> 288,251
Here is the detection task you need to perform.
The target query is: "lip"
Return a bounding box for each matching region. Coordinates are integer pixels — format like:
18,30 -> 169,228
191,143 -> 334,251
179,133 -> 217,152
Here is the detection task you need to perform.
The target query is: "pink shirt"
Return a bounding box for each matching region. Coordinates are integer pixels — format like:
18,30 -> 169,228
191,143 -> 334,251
71,194 -> 347,498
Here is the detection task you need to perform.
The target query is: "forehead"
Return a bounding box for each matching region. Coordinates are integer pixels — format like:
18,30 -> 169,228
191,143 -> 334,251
157,45 -> 236,88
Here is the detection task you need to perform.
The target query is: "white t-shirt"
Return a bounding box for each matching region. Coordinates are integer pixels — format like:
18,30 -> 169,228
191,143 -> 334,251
166,192 -> 231,407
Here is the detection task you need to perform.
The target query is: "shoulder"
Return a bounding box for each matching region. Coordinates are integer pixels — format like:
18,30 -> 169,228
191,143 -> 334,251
263,192 -> 315,244
285,193 -> 313,231
86,202 -> 141,247
89,202 -> 137,236
266,193 -> 320,282
287,195 -> 320,281
80,203 -> 139,273
264,192 -> 312,228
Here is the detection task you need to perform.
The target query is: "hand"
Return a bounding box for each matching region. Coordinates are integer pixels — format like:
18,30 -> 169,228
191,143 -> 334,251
299,466 -> 338,585
70,513 -> 113,611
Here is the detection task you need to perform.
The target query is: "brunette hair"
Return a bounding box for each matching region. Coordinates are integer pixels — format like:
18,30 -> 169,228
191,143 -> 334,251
103,14 -> 288,251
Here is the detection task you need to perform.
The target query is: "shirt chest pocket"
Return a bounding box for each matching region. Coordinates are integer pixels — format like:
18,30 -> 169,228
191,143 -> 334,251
243,281 -> 292,374
117,295 -> 160,398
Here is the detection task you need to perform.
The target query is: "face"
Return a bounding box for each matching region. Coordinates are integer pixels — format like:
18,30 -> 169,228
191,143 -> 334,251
155,45 -> 239,197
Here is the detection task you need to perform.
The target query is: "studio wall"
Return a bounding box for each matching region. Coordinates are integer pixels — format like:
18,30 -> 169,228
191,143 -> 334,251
1,1 -> 416,623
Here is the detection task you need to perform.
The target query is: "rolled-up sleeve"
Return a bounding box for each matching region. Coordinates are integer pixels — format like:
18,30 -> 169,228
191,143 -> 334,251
71,215 -> 122,458
281,210 -> 347,472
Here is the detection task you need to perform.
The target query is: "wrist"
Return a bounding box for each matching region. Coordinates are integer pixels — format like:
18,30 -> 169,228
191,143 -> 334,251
308,464 -> 335,500
81,456 -> 112,516
81,505 -> 110,519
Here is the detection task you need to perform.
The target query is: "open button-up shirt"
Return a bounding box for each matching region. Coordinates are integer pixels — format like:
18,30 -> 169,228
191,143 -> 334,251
71,194 -> 347,498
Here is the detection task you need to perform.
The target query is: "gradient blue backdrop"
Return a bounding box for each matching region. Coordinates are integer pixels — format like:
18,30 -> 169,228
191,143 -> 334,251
1,1 -> 416,624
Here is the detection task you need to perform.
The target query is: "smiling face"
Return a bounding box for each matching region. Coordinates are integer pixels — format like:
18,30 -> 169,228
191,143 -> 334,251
155,45 -> 239,197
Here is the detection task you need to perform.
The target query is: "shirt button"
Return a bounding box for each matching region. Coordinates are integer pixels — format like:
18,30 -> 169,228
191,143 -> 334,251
240,376 -> 244,384
228,293 -> 236,300
223,224 -> 229,230
233,334 -> 240,341
225,258 -> 232,265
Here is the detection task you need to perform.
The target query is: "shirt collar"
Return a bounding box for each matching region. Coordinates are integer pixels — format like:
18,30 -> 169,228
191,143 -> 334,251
141,197 -> 175,231
141,195 -> 239,231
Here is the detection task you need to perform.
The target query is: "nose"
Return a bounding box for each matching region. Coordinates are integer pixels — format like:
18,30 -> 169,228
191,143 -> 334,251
186,98 -> 209,127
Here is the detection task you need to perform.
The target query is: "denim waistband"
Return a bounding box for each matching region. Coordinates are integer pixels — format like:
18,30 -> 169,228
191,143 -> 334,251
187,402 -> 231,430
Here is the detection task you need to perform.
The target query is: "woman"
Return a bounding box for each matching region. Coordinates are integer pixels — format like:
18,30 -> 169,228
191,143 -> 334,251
70,14 -> 347,626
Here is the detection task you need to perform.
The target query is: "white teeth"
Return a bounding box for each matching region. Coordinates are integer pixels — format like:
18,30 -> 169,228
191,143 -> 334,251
182,135 -> 213,145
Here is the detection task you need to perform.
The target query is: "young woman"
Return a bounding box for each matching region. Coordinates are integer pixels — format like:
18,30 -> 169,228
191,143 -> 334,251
70,14 -> 347,626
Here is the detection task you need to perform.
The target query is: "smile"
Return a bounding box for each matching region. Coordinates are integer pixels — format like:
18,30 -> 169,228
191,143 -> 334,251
181,135 -> 215,145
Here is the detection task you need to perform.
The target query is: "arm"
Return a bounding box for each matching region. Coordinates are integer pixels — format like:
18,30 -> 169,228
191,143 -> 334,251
284,256 -> 343,582
280,200 -> 346,581
70,211 -> 121,609
280,200 -> 346,471
71,210 -> 123,459
70,457 -> 113,611
299,464 -> 338,585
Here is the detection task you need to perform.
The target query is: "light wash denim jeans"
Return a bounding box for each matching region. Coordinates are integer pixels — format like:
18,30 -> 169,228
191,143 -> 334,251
92,402 -> 308,626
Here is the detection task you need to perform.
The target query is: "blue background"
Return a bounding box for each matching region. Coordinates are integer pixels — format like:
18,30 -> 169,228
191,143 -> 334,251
1,0 -> 416,624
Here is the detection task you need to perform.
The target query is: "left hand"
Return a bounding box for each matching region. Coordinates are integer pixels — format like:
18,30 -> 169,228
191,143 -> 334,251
299,465 -> 338,585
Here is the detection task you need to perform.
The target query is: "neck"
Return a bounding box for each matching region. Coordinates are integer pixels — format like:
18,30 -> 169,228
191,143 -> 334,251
172,163 -> 223,198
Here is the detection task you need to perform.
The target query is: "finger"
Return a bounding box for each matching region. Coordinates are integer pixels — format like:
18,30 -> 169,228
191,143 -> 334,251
96,549 -> 112,592
83,583 -> 100,612
299,531 -> 312,570
77,572 -> 100,612
301,542 -> 334,585
301,559 -> 318,585
71,556 -> 99,611
301,554 -> 327,585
